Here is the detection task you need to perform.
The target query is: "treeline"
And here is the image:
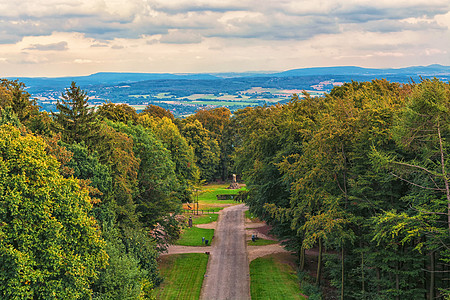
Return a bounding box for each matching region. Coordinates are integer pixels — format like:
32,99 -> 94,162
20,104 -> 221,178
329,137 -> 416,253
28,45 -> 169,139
0,80 -> 233,299
234,78 -> 450,299
2,77 -> 450,299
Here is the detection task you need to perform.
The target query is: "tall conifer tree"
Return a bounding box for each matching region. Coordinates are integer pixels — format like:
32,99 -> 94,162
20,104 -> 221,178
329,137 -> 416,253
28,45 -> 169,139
52,81 -> 97,143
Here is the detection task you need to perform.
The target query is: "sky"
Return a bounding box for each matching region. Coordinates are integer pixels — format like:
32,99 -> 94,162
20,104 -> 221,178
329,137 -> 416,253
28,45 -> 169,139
0,0 -> 449,77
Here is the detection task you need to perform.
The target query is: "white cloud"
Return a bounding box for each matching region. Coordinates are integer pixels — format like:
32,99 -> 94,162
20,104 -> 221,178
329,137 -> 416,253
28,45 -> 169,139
74,58 -> 92,64
24,41 -> 68,51
0,0 -> 448,76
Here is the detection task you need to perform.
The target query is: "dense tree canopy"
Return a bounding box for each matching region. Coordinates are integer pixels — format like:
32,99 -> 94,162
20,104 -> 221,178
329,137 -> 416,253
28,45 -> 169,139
181,119 -> 220,181
0,125 -> 108,299
234,79 -> 450,299
3,77 -> 450,299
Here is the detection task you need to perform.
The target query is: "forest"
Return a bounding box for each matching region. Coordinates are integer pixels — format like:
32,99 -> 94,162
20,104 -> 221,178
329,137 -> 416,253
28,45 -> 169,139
0,77 -> 450,299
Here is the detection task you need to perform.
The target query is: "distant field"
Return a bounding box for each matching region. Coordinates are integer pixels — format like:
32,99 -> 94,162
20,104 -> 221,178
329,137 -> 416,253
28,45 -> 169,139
191,100 -> 257,106
128,105 -> 147,110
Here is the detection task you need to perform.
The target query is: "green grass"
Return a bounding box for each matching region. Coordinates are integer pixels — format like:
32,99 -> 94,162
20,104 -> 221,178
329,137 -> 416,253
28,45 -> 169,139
245,210 -> 258,220
175,227 -> 214,246
192,214 -> 218,225
152,253 -> 208,300
250,255 -> 306,300
247,238 -> 279,246
198,184 -> 246,204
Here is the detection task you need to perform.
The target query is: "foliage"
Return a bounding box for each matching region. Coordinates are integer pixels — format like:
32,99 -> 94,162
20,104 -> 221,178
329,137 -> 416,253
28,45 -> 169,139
109,121 -> 179,226
0,79 -> 39,123
145,116 -> 197,202
0,106 -> 21,127
187,107 -> 233,180
235,79 -> 450,298
97,102 -> 138,124
140,104 -> 174,120
52,81 -> 98,144
93,122 -> 140,227
181,119 -> 220,181
0,125 -> 108,299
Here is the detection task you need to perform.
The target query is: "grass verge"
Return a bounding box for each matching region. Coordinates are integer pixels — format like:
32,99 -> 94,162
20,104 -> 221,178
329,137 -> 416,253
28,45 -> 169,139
247,238 -> 279,246
175,227 -> 214,246
152,253 -> 208,300
192,213 -> 218,225
250,254 -> 306,300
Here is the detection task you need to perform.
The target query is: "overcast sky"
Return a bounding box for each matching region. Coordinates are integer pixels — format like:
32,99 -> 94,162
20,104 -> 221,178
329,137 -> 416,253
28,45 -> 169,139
1,0 -> 449,77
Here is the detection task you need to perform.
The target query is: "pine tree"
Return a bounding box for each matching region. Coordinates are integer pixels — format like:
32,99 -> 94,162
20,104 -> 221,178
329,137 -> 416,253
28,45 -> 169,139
52,81 -> 97,143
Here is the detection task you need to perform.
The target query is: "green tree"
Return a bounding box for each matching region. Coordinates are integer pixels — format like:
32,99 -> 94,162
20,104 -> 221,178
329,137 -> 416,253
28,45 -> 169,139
181,119 -> 220,181
371,78 -> 450,298
140,104 -> 174,121
0,79 -> 39,123
52,82 -> 98,144
109,121 -> 181,244
0,125 -> 108,299
97,102 -> 138,124
144,117 -> 197,202
93,122 -> 140,228
0,79 -> 51,134
188,107 -> 232,180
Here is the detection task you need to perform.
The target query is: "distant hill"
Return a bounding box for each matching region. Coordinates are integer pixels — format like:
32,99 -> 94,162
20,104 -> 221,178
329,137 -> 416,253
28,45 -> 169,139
5,64 -> 450,116
8,64 -> 449,93
11,72 -> 220,93
270,64 -> 450,77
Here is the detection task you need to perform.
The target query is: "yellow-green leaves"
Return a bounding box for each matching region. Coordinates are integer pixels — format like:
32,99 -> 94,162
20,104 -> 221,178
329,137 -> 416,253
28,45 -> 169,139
0,125 -> 107,299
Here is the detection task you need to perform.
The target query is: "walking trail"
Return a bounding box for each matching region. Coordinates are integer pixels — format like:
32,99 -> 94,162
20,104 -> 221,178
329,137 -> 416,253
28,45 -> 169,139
163,204 -> 290,299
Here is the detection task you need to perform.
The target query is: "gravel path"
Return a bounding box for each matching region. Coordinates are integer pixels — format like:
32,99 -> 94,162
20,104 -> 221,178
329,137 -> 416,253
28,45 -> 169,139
162,204 -> 292,299
200,204 -> 250,300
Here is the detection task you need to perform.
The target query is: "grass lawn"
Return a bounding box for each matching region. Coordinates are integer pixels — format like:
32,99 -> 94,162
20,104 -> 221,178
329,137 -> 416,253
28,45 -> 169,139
247,238 -> 279,246
192,213 -> 218,225
198,183 -> 246,205
175,227 -> 214,246
250,254 -> 306,300
152,253 -> 208,300
245,210 -> 259,221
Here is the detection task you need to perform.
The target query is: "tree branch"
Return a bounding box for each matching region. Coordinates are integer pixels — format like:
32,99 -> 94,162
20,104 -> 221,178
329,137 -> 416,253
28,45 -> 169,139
390,172 -> 444,191
392,161 -> 443,178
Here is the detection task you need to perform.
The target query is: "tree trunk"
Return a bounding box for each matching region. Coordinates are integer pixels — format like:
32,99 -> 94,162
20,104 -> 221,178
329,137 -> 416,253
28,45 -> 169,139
437,122 -> 450,234
299,246 -> 305,271
430,251 -> 435,300
376,267 -> 381,294
395,262 -> 400,300
361,251 -> 365,297
316,238 -> 323,287
341,246 -> 345,300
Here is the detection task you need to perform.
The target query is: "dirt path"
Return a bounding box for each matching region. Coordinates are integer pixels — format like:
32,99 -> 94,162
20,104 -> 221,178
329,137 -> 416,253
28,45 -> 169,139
200,204 -> 250,300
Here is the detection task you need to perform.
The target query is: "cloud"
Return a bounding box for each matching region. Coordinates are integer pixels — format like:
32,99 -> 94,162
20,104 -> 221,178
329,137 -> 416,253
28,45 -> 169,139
160,30 -> 203,44
7,53 -> 50,64
0,0 -> 446,44
24,41 -> 68,51
0,0 -> 449,76
74,58 -> 92,64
